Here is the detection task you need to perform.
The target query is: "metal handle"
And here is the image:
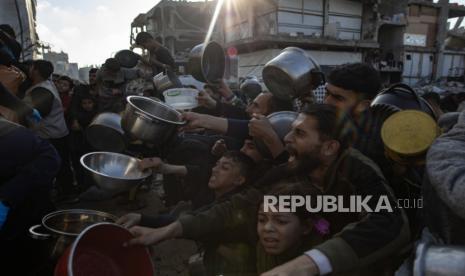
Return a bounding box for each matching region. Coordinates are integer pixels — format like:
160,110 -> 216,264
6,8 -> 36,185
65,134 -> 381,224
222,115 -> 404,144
29,224 -> 51,240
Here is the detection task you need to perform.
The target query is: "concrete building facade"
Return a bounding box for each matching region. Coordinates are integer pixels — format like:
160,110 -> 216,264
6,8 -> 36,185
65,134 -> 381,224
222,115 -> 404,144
131,0 -> 465,87
43,51 -> 79,80
0,0 -> 39,60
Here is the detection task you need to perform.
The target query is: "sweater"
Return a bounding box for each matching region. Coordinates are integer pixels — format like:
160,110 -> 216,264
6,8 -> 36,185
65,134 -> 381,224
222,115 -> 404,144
178,148 -> 410,274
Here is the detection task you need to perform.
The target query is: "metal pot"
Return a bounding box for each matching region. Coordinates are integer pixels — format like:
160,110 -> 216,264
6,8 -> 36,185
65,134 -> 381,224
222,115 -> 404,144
114,49 -> 140,68
28,209 -> 117,260
414,242 -> 465,276
187,41 -> 225,84
371,83 -> 438,120
86,112 -> 127,153
54,223 -> 154,276
254,111 -> 298,159
80,151 -> 152,193
262,47 -> 325,100
121,96 -> 185,143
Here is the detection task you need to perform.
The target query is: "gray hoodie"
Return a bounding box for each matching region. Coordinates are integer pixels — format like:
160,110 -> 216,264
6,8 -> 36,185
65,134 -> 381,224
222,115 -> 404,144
427,110 -> 465,220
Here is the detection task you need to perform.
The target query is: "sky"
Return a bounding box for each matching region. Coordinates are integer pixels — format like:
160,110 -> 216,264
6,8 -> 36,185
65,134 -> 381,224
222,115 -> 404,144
36,0 -> 160,67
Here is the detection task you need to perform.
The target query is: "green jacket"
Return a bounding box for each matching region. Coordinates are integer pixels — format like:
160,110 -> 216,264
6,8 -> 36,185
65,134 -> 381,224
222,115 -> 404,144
179,148 -> 410,274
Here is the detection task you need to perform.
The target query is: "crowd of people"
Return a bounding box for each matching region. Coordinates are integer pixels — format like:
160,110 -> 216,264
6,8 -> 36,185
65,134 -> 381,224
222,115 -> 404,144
2,24 -> 465,276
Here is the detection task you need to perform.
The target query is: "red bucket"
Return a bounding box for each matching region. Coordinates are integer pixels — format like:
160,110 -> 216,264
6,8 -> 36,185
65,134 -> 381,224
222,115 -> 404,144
55,223 -> 154,276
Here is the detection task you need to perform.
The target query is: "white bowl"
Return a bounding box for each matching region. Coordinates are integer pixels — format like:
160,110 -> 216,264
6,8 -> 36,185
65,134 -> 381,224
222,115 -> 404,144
163,88 -> 199,110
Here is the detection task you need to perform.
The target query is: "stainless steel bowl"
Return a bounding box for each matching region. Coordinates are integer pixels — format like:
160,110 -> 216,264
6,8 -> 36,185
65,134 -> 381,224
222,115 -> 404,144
86,112 -> 127,153
254,111 -> 298,158
80,152 -> 152,193
29,209 -> 118,260
121,96 -> 185,143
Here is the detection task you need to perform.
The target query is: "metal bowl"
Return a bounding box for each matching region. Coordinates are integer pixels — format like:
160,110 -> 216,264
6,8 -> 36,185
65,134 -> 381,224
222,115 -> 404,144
86,113 -> 127,153
121,96 -> 185,143
254,111 -> 298,158
80,152 -> 152,193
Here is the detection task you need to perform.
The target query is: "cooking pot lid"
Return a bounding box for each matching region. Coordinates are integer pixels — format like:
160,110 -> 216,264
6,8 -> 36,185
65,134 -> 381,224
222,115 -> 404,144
68,223 -> 154,276
42,209 -> 118,237
381,110 -> 440,156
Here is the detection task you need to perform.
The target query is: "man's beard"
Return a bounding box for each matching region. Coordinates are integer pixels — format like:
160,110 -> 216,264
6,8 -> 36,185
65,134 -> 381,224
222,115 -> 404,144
286,145 -> 322,175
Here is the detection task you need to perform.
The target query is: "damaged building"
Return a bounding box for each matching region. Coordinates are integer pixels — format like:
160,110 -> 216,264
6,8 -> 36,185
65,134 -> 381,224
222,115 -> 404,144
131,0 -> 465,87
130,0 -> 222,70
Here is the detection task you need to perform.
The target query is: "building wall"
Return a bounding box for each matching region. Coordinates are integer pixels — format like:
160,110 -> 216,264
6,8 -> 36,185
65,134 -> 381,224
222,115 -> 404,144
441,53 -> 465,78
0,0 -> 38,60
402,51 -> 434,85
224,0 -> 363,42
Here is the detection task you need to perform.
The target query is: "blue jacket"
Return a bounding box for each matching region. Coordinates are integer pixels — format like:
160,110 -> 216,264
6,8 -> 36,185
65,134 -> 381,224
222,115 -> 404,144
0,120 -> 60,208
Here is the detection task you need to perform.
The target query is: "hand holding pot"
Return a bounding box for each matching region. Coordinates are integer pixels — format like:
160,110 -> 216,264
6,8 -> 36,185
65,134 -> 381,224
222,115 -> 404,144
249,114 -> 279,143
197,90 -> 217,109
116,213 -> 142,229
211,139 -> 227,157
139,157 -> 164,173
217,79 -> 234,100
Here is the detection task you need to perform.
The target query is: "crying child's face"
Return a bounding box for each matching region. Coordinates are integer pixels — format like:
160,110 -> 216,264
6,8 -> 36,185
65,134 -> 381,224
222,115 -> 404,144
257,204 -> 310,255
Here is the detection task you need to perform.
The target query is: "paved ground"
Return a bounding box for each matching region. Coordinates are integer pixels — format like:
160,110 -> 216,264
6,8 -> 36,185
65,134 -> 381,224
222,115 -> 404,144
58,179 -> 198,276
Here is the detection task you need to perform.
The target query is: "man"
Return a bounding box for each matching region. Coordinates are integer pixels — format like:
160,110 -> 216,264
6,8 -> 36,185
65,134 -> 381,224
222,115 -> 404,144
96,58 -> 141,112
135,31 -> 181,87
22,60 -> 74,200
0,106 -> 60,274
125,104 -> 409,275
322,63 -> 389,171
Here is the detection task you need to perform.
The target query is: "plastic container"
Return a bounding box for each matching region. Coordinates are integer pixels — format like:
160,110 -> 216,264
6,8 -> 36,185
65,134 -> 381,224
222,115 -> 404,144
163,88 -> 199,110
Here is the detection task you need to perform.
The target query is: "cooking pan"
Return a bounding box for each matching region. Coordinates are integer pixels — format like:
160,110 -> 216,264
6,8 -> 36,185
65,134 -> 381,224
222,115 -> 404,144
254,111 -> 298,159
54,222 -> 154,276
187,41 -> 225,84
86,112 -> 127,152
371,83 -> 438,120
262,47 -> 325,100
114,50 -> 141,68
29,209 -> 117,260
121,96 -> 185,143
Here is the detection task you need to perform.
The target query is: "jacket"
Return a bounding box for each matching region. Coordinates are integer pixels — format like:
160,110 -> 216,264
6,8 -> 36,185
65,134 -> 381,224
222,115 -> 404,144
178,148 -> 410,274
425,110 -> 465,244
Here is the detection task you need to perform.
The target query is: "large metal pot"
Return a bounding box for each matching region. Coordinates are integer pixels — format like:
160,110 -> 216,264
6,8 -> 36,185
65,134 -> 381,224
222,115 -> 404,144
414,243 -> 465,276
28,209 -> 117,260
371,83 -> 438,120
80,151 -> 152,193
121,95 -> 185,143
187,41 -> 225,84
54,223 -> 154,276
262,47 -> 324,100
114,49 -> 140,68
86,112 -> 127,153
254,111 -> 298,159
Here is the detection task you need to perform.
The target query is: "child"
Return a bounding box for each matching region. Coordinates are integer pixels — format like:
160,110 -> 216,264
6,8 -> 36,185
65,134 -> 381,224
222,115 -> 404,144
117,151 -> 258,275
256,182 -> 330,274
70,94 -> 97,189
